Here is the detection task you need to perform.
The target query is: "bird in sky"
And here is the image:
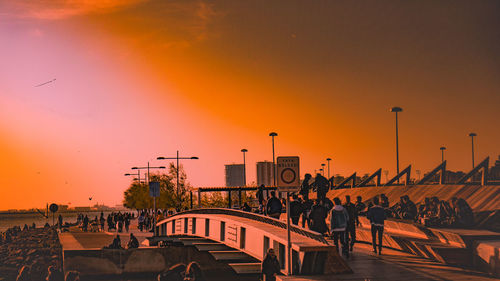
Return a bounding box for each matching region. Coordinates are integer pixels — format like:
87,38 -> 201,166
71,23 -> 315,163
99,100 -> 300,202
34,78 -> 56,87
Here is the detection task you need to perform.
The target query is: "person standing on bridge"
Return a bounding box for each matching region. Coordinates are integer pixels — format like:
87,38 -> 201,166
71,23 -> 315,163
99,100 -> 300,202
266,191 -> 283,220
330,197 -> 349,258
261,248 -> 280,281
299,173 -> 312,201
367,196 -> 386,255
344,195 -> 358,252
312,173 -> 329,202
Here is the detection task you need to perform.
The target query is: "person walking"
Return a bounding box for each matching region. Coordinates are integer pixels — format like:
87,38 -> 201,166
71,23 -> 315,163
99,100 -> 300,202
312,174 -> 329,202
266,191 -> 283,220
309,199 -> 328,235
261,248 -> 280,281
330,197 -> 349,258
367,196 -> 386,255
299,174 -> 312,201
257,184 -> 265,206
289,194 -> 302,225
343,195 -> 358,251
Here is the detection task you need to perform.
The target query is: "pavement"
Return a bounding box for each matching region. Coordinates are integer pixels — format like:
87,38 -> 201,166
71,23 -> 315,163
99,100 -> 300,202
59,218 -> 153,250
279,242 -> 499,281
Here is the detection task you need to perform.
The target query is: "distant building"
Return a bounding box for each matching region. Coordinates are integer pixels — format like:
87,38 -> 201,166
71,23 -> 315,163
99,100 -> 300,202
256,161 -> 274,186
225,164 -> 245,187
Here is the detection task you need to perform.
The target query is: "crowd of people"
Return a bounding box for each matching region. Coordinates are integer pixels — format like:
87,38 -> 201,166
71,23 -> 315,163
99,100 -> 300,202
76,211 -> 134,233
250,173 -> 476,260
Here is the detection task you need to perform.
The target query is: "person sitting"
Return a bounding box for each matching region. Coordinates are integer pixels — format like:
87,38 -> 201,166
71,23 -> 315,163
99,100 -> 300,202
399,195 -> 417,221
127,233 -> 139,249
453,197 -> 474,227
105,235 -> 122,249
184,261 -> 205,281
241,202 -> 252,212
46,265 -> 64,281
157,263 -> 186,281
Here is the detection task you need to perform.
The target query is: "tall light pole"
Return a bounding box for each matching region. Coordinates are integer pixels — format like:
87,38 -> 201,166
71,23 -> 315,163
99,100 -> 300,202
440,146 -> 446,163
321,163 -> 326,176
469,133 -> 477,168
131,163 -> 166,236
157,151 -> 199,210
390,106 -> 403,183
241,149 -> 248,186
326,158 -> 332,179
319,168 -> 324,176
124,171 -> 140,183
269,132 -> 278,186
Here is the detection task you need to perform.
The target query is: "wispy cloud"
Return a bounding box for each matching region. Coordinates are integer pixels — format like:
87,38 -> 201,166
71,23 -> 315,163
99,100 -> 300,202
2,0 -> 146,20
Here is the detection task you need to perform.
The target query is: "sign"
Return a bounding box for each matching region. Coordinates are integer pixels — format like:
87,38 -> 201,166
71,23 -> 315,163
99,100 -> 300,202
149,181 -> 160,197
49,203 -> 58,213
276,156 -> 300,191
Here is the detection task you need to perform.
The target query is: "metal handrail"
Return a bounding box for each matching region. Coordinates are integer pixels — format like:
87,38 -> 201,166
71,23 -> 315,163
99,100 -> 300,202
159,208 -> 329,244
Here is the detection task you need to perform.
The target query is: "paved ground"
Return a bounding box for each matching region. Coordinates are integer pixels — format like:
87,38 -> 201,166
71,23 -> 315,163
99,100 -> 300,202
279,243 -> 498,281
59,218 -> 153,249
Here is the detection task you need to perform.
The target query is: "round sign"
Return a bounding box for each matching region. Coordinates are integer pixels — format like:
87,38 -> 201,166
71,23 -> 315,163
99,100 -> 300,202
280,168 -> 297,184
49,203 -> 58,213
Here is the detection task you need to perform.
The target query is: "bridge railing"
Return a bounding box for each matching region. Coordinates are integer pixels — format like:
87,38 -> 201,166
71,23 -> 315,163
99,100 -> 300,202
162,208 -> 328,244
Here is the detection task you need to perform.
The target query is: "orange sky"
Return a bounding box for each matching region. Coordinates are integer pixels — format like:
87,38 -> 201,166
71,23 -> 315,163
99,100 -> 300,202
1,1 -> 499,209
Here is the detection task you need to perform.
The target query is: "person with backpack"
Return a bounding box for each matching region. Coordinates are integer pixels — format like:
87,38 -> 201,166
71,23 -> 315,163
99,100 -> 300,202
343,195 -> 358,251
367,196 -> 386,255
330,197 -> 349,258
266,191 -> 283,220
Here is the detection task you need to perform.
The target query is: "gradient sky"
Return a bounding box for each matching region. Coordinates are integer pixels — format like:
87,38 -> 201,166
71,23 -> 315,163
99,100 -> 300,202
1,1 -> 499,209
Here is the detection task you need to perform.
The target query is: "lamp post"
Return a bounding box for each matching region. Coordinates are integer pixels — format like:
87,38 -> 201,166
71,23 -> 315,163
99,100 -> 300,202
440,146 -> 446,163
241,149 -> 248,186
319,168 -> 324,176
124,171 -> 140,183
469,133 -> 477,168
132,163 -> 166,236
269,132 -> 278,186
321,164 -> 326,176
390,106 -> 403,183
157,151 -> 199,210
326,158 -> 332,179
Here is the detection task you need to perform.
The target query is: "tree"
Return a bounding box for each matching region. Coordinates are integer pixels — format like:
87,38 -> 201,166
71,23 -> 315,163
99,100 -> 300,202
123,163 -> 192,210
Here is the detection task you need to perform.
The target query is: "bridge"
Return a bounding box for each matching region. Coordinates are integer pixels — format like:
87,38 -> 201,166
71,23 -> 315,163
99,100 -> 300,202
154,208 -> 351,276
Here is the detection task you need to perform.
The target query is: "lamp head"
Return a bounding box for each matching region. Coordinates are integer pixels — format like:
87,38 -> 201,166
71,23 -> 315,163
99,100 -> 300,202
159,166 -> 166,169
131,167 -> 138,170
326,158 -> 331,161
440,146 -> 446,151
241,149 -> 248,153
390,106 -> 403,112
157,157 -> 165,160
469,133 -> 477,137
269,132 -> 278,137
124,173 -> 131,176
191,157 -> 199,159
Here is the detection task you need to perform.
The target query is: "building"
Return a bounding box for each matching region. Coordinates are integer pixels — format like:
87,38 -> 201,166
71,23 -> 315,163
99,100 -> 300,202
490,155 -> 500,180
225,164 -> 245,187
256,161 -> 274,186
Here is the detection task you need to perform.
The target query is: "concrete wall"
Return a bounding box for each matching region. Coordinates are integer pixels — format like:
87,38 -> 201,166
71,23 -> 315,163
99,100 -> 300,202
63,245 -> 237,277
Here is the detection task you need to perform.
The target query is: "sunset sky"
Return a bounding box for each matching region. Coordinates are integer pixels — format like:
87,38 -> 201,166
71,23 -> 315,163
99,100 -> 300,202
1,1 -> 499,209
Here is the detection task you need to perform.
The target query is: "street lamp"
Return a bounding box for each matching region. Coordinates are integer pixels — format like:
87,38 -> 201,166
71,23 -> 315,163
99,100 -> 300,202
321,164 -> 326,176
157,151 -> 199,210
469,133 -> 477,168
131,163 -> 165,236
390,106 -> 403,183
440,146 -> 446,163
326,158 -> 332,179
319,168 -> 324,176
269,132 -> 278,186
124,172 -> 140,182
241,149 -> 248,186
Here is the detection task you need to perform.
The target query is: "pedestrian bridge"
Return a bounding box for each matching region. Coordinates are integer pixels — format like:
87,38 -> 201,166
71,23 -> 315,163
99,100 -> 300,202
155,208 -> 350,275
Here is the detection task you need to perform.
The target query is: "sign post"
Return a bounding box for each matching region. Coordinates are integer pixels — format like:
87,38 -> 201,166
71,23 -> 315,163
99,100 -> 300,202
149,181 -> 160,236
276,156 -> 300,276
